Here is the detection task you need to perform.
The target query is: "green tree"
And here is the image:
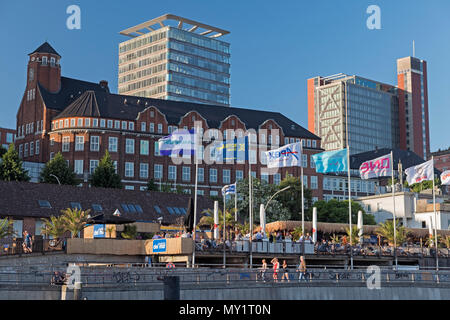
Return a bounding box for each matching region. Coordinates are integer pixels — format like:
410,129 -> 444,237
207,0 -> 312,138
291,226 -> 303,241
60,208 -> 91,238
233,177 -> 289,224
90,150 -> 122,189
121,224 -> 137,239
146,178 -> 158,191
39,152 -> 77,185
344,225 -> 362,245
0,145 -> 7,158
199,208 -> 236,239
0,218 -> 15,239
277,174 -> 313,221
406,178 -> 440,193
0,144 -> 30,182
41,216 -> 67,239
312,199 -> 376,225
375,220 -> 407,245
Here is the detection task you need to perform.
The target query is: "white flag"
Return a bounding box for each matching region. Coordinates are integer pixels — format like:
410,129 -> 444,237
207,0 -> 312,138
405,160 -> 434,185
441,170 -> 450,186
265,142 -> 302,168
359,153 -> 391,179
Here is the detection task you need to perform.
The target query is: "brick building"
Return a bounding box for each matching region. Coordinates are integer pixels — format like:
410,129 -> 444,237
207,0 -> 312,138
15,42 -> 324,199
0,127 -> 15,149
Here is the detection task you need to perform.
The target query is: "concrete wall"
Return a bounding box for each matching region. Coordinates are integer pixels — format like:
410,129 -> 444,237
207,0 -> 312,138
2,282 -> 449,300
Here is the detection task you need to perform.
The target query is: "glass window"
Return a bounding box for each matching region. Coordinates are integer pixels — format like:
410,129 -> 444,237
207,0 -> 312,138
125,162 -> 134,177
126,139 -> 135,154
223,169 -> 230,184
141,122 -> 146,132
70,202 -> 82,210
197,167 -> 204,182
311,176 -> 318,190
90,136 -> 100,151
109,137 -> 118,152
62,137 -> 70,152
92,204 -> 103,211
122,121 -> 127,130
129,122 -> 134,131
115,120 -> 120,129
154,164 -> 163,179
210,168 -> 217,183
157,124 -> 163,133
154,141 -> 160,156
90,160 -> 99,174
74,160 -> 83,174
182,167 -> 191,182
168,165 -> 176,180
140,163 -> 149,179
274,173 -> 281,185
140,140 -> 149,155
236,170 -> 243,181
38,200 -> 51,208
150,123 -> 155,132
75,136 -> 84,151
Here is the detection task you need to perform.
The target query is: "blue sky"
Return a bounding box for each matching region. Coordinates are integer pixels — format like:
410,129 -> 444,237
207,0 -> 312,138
0,0 -> 448,151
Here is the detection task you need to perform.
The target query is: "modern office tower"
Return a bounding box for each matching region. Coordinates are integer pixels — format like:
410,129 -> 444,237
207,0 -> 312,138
397,57 -> 429,159
307,74 -> 399,155
118,14 -> 231,106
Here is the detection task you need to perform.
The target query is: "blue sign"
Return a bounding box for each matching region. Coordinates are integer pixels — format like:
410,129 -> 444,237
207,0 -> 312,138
93,224 -> 105,238
152,239 -> 167,253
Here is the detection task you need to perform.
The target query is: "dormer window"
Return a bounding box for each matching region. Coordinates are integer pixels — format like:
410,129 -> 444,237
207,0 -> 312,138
42,56 -> 48,65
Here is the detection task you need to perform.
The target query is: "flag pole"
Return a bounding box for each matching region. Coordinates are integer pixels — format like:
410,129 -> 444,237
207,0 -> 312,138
390,151 -> 398,270
235,183 -> 238,223
301,140 -> 305,237
223,192 -> 226,268
432,156 -> 439,271
249,162 -> 253,269
344,81 -> 353,270
192,128 -> 199,268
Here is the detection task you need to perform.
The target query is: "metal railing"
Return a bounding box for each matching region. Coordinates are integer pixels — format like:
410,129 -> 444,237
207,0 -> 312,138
1,266 -> 449,287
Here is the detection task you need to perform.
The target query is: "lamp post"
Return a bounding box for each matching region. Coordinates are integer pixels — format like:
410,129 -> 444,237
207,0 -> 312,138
264,186 -> 292,211
49,174 -> 61,185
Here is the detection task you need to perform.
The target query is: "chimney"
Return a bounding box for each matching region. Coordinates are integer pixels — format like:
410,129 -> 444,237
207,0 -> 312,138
99,80 -> 109,91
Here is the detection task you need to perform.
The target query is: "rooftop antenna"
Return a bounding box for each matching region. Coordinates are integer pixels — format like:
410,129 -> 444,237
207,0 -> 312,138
413,40 -> 415,57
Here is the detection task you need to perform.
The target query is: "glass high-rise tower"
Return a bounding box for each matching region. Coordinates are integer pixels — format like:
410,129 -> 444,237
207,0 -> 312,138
118,14 -> 230,106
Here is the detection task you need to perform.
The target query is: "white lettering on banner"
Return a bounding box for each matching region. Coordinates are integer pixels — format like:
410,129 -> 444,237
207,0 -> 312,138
359,154 -> 391,179
153,241 -> 166,251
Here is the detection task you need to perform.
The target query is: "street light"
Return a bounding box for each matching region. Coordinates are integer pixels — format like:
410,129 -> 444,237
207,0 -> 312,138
49,174 -> 61,185
264,186 -> 291,211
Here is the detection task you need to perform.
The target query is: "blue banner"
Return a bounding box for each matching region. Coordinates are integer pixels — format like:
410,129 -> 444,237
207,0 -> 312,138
158,129 -> 196,156
222,183 -> 236,196
152,239 -> 167,253
311,149 -> 348,173
212,137 -> 248,162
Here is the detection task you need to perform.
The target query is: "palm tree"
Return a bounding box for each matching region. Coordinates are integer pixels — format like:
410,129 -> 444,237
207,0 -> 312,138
199,208 -> 236,239
344,225 -> 361,245
291,226 -> 303,241
375,220 -> 407,245
0,218 -> 15,239
41,216 -> 67,240
330,233 -> 340,244
440,235 -> 450,249
60,208 -> 91,238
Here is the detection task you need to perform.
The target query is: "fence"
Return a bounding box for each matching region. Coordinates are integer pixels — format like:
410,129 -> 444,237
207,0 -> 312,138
1,265 -> 449,287
0,237 -> 65,256
195,239 -> 450,258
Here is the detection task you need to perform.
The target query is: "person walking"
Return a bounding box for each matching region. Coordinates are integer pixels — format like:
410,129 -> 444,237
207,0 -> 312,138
271,257 -> 279,283
281,260 -> 290,282
258,259 -> 268,282
297,256 -> 307,282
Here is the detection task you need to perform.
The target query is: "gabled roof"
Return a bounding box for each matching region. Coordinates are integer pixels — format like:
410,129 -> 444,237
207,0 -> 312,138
38,77 -> 108,111
43,78 -> 320,139
29,41 -> 60,57
0,181 -> 213,225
